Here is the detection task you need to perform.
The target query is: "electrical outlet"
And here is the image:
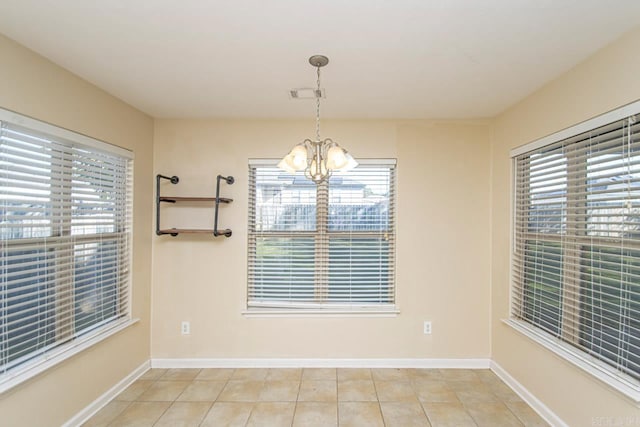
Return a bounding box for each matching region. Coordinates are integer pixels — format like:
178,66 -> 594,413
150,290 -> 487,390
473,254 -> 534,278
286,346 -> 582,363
423,321 -> 432,335
181,321 -> 190,335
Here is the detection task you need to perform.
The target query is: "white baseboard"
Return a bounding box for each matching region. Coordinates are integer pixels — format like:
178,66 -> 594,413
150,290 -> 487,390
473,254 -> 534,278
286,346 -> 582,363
151,358 -> 491,369
62,360 -> 150,427
490,360 -> 567,427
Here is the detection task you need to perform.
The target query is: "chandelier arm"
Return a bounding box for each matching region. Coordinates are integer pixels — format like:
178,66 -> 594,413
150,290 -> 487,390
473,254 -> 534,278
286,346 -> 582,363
302,139 -> 314,167
321,138 -> 333,160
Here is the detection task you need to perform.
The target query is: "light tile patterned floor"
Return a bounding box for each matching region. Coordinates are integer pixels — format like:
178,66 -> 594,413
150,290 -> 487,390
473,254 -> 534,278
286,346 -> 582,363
83,368 -> 548,427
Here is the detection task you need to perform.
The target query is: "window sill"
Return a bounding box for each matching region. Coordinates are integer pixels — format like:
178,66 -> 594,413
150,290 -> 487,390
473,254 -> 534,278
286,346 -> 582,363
503,318 -> 640,404
0,318 -> 139,394
242,308 -> 400,318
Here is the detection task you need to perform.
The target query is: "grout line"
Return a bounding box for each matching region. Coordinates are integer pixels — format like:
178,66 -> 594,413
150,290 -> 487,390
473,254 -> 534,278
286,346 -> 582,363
290,370 -> 303,427
200,401 -> 215,427
149,400 -> 172,427
414,380 -> 432,425
502,400 -> 529,427
335,368 -> 340,425
104,400 -> 133,427
370,370 -> 385,426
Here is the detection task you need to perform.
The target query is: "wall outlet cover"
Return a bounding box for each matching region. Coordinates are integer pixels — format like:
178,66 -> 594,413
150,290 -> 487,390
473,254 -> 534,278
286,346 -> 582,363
423,321 -> 432,335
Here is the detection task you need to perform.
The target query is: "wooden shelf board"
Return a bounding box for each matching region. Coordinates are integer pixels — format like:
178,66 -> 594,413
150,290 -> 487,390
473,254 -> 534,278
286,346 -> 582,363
158,228 -> 214,235
159,196 -> 233,203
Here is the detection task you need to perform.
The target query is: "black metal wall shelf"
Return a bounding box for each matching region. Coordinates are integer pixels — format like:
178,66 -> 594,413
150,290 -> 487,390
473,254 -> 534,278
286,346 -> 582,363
156,174 -> 234,237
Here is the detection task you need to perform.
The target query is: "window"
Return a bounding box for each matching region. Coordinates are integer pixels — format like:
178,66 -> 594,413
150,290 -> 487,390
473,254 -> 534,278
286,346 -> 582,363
0,109 -> 133,389
511,103 -> 640,400
247,159 -> 396,312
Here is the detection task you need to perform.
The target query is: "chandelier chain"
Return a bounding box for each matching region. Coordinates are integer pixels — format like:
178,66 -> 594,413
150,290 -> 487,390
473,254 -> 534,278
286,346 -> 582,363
316,65 -> 321,142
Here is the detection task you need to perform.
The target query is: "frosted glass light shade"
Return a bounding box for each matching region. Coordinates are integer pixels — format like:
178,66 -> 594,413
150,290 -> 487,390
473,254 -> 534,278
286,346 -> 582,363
326,145 -> 348,170
342,152 -> 358,171
278,144 -> 308,172
289,144 -> 308,170
277,155 -> 296,173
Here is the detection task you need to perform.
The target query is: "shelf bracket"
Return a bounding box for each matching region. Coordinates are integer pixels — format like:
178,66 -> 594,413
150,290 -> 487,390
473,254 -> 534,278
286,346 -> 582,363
214,175 -> 234,237
156,174 -> 180,236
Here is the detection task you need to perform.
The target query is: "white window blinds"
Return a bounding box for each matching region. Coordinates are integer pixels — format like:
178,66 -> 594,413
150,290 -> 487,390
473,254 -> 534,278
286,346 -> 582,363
0,110 -> 133,382
512,108 -> 640,392
248,160 -> 396,311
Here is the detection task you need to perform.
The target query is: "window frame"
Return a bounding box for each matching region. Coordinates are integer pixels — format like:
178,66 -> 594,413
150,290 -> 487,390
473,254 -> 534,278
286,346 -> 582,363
245,158 -> 398,316
0,108 -> 136,393
508,99 -> 640,403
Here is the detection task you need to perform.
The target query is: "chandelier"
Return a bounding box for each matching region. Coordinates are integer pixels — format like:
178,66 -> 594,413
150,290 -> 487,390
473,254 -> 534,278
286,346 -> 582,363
278,55 -> 357,183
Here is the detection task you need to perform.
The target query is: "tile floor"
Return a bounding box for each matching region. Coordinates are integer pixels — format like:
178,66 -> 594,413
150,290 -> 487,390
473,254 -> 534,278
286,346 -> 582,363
83,368 -> 548,427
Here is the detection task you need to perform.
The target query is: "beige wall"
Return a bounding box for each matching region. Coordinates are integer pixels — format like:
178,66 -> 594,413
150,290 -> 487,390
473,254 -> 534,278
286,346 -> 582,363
491,27 -> 640,425
0,34 -> 154,426
152,119 -> 492,359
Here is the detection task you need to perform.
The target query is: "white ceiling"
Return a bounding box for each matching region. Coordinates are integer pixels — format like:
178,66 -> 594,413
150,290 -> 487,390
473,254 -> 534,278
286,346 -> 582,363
1,1 -> 640,119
